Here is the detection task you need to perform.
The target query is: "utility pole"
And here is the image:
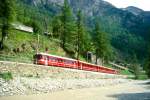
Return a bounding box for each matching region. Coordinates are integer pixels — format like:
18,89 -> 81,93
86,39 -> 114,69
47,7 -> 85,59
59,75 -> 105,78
36,34 -> 40,54
77,30 -> 79,60
77,10 -> 81,60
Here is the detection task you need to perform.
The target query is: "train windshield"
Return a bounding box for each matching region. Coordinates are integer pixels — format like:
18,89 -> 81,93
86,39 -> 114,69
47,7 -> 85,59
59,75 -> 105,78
36,54 -> 43,59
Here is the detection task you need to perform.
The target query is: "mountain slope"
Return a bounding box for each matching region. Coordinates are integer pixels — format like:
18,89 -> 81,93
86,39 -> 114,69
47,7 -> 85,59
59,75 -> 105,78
19,0 -> 149,36
15,0 -> 150,62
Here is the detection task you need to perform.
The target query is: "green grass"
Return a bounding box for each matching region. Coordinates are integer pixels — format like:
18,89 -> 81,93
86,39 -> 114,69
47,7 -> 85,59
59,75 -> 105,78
120,69 -> 133,75
137,74 -> 148,80
127,75 -> 148,80
126,70 -> 148,80
104,63 -> 114,68
0,29 -> 67,63
0,72 -> 13,81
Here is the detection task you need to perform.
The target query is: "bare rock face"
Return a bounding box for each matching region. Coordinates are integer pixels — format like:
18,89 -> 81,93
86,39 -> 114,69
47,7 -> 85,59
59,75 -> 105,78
20,0 -> 150,38
31,0 -> 115,16
24,0 -> 149,36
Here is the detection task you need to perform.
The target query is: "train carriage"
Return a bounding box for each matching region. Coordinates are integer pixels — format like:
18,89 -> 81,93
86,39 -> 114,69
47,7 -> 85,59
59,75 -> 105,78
34,53 -> 119,74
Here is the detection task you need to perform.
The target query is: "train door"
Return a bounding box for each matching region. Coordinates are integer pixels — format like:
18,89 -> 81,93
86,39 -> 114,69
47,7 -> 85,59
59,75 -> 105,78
64,60 -> 70,68
52,57 -> 57,66
48,56 -> 55,66
35,54 -> 45,65
57,58 -> 64,67
48,56 -> 52,66
44,56 -> 48,66
72,61 -> 75,68
79,62 -> 82,70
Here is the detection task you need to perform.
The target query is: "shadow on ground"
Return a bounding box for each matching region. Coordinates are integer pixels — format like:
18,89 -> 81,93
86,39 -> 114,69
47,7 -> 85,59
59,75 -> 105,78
138,80 -> 150,90
108,92 -> 150,100
137,81 -> 150,85
108,80 -> 150,100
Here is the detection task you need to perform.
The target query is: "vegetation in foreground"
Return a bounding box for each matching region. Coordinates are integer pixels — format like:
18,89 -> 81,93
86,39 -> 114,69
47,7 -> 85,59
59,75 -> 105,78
0,72 -> 13,81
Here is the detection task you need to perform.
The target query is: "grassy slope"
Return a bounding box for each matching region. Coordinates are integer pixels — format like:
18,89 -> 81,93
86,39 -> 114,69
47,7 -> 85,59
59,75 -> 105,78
0,29 -> 66,63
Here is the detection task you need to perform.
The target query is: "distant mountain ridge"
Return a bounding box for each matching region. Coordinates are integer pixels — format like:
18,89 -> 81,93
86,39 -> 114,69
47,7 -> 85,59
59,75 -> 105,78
123,6 -> 144,15
22,0 -> 150,36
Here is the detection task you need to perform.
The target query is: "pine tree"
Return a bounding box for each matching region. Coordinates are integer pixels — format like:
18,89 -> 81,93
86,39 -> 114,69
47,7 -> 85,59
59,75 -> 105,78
60,0 -> 76,53
145,57 -> 150,78
0,0 -> 15,49
76,10 -> 84,59
52,16 -> 62,38
76,10 -> 91,59
144,35 -> 150,78
93,21 -> 111,64
131,54 -> 140,79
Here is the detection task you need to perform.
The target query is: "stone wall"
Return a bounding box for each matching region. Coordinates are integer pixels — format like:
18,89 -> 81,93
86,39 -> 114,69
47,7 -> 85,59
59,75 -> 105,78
0,61 -> 125,79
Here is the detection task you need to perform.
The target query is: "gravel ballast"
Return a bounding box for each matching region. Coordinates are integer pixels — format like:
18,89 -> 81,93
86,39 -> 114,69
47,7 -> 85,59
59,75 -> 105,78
0,77 -> 131,96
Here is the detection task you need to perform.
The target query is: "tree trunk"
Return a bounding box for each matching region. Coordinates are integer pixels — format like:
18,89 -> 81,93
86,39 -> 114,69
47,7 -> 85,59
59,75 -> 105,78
0,39 -> 4,50
0,24 -> 7,50
95,53 -> 98,65
102,57 -> 104,66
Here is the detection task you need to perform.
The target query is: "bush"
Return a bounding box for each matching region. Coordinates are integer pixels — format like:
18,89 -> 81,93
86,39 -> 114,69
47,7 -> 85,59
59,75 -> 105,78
137,75 -> 148,80
0,72 -> 13,81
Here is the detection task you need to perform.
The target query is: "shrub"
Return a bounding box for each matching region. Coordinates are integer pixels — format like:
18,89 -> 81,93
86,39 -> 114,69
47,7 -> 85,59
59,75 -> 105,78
0,72 -> 13,81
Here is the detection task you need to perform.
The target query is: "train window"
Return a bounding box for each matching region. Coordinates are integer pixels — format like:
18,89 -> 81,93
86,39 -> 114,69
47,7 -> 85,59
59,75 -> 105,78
51,57 -> 56,61
48,57 -> 51,60
49,57 -> 54,61
67,60 -> 73,64
65,60 -> 72,64
36,55 -> 42,59
58,59 -> 63,62
43,55 -> 47,60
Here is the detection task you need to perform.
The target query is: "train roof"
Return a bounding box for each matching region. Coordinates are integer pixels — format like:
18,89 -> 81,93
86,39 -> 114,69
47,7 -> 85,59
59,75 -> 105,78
36,52 -> 77,61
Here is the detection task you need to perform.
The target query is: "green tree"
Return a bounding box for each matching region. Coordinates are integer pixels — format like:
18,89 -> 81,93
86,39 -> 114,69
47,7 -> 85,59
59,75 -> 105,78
93,21 -> 111,64
76,10 -> 84,59
26,20 -> 43,34
52,16 -> 62,38
144,35 -> 150,78
60,0 -> 77,53
81,31 -> 92,54
131,54 -> 140,79
76,10 -> 92,59
144,57 -> 150,78
0,0 -> 15,49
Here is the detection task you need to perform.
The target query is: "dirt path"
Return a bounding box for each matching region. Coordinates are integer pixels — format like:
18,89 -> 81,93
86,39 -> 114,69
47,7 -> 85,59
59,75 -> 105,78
0,80 -> 150,100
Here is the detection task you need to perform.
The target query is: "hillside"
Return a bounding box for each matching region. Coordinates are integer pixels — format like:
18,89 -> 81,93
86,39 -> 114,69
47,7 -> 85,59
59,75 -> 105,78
1,0 -> 150,66
0,29 -> 67,63
14,0 -> 150,62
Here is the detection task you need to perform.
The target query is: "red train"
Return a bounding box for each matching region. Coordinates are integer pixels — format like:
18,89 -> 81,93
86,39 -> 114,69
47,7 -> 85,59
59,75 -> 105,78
34,53 -> 119,74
